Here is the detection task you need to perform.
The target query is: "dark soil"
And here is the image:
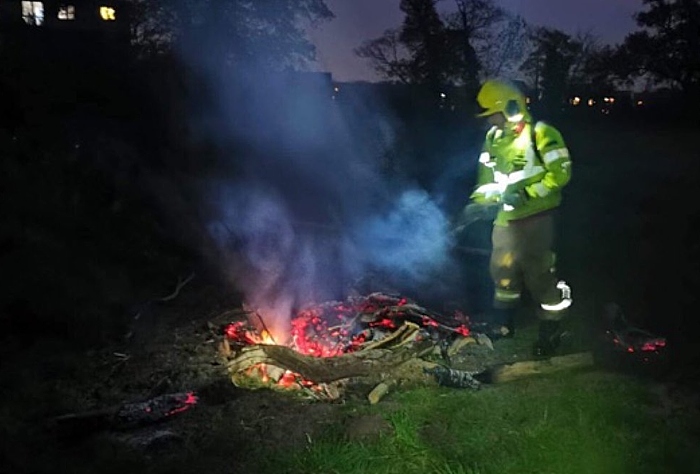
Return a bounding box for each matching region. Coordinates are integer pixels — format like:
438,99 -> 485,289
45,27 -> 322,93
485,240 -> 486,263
1,276 -> 555,474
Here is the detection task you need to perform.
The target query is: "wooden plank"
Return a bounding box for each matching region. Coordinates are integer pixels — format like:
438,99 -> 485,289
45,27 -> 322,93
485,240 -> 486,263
480,352 -> 595,384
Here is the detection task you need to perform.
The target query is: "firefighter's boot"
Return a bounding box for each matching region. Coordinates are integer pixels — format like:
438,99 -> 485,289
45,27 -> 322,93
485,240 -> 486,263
532,320 -> 561,357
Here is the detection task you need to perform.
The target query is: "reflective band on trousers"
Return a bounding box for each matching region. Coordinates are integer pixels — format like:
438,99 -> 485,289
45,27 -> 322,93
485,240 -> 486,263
541,281 -> 572,312
495,289 -> 521,301
543,148 -> 570,165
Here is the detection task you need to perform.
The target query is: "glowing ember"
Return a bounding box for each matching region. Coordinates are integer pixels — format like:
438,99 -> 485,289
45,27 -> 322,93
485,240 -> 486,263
115,391 -> 199,425
165,392 -> 199,416
225,321 -> 278,345
223,293 -> 473,389
608,330 -> 667,354
640,338 -> 666,352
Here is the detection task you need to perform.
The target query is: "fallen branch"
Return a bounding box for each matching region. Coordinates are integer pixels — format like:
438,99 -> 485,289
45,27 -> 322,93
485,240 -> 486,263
227,341 -> 435,384
156,273 -> 196,302
359,322 -> 421,352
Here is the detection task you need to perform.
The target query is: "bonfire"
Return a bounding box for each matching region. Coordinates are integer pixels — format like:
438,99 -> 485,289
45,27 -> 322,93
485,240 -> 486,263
220,292 -> 485,403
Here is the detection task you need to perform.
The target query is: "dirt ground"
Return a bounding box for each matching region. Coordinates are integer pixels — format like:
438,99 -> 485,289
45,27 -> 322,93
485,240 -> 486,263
1,278 -> 563,474
4,272 -> 700,474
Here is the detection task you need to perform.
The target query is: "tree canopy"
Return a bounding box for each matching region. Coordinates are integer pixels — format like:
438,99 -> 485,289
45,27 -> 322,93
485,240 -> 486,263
132,0 -> 333,69
356,0 -> 516,91
620,0 -> 700,95
354,0 -> 700,110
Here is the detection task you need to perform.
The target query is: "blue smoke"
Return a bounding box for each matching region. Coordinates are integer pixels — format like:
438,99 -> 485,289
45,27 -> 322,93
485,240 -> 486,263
353,189 -> 453,282
170,7 -> 460,332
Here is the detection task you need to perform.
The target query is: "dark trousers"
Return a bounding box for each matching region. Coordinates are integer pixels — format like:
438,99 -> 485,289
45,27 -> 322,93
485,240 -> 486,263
490,212 -> 566,321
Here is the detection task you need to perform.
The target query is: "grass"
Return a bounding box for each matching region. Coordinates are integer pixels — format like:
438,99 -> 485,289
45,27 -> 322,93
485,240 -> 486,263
5,120 -> 699,474
259,370 -> 699,474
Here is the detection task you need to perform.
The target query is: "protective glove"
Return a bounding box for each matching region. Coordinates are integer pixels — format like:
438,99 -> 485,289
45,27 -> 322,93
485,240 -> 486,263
500,188 -> 528,208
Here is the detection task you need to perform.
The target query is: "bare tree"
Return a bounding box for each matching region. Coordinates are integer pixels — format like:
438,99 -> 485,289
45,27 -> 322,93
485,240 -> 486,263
355,29 -> 413,84
567,31 -> 625,94
355,0 -> 449,88
479,14 -> 529,78
520,27 -> 581,108
398,0 -> 450,88
443,1 -> 528,84
355,0 -> 529,87
448,0 -> 504,38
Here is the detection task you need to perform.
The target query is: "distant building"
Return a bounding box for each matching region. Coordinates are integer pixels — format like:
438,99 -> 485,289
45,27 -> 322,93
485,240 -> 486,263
0,0 -> 136,126
0,0 -> 131,44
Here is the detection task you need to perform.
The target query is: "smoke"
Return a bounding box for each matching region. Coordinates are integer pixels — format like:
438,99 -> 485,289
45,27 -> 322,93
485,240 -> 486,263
172,11 -> 459,336
353,189 -> 453,282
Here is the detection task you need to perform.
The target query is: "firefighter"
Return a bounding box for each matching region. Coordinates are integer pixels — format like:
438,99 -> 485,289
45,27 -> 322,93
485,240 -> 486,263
467,79 -> 573,356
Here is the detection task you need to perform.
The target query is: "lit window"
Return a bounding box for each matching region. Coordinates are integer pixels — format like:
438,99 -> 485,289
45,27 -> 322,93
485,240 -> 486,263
58,5 -> 75,20
21,1 -> 44,25
100,6 -> 116,21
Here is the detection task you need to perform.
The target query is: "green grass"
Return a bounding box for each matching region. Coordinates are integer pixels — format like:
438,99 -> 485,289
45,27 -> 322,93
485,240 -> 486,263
261,371 -> 699,474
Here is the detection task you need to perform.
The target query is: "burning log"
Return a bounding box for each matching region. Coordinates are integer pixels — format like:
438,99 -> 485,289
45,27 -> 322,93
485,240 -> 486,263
220,293 -> 484,403
226,339 -> 436,384
52,392 -> 199,434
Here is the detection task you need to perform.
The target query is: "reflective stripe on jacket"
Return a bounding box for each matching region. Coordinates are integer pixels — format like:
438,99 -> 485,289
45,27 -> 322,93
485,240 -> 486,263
470,121 -> 571,226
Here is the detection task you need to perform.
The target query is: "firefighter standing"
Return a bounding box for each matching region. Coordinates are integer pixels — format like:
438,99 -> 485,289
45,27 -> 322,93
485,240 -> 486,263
467,79 -> 573,356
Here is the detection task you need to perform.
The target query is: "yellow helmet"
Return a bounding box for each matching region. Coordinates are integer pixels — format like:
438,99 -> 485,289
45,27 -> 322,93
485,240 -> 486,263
476,79 -> 530,122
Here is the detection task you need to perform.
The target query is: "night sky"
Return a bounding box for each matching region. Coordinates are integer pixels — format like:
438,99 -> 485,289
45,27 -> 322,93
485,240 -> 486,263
310,0 -> 645,82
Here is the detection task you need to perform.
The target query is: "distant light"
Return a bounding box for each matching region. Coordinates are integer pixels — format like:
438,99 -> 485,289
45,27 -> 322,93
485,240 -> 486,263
637,100 -> 644,106
571,96 -> 581,106
440,92 -> 446,99
58,5 -> 75,20
609,97 -> 616,104
21,1 -> 44,25
334,86 -> 340,93
526,97 -> 532,104
100,6 -> 116,21
588,98 -> 595,107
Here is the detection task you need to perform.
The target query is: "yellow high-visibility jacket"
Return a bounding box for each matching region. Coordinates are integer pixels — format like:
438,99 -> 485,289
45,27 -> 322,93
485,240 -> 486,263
471,121 -> 572,226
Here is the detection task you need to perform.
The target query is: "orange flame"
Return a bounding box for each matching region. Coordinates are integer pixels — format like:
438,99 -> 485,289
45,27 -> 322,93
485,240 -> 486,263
259,330 -> 277,345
